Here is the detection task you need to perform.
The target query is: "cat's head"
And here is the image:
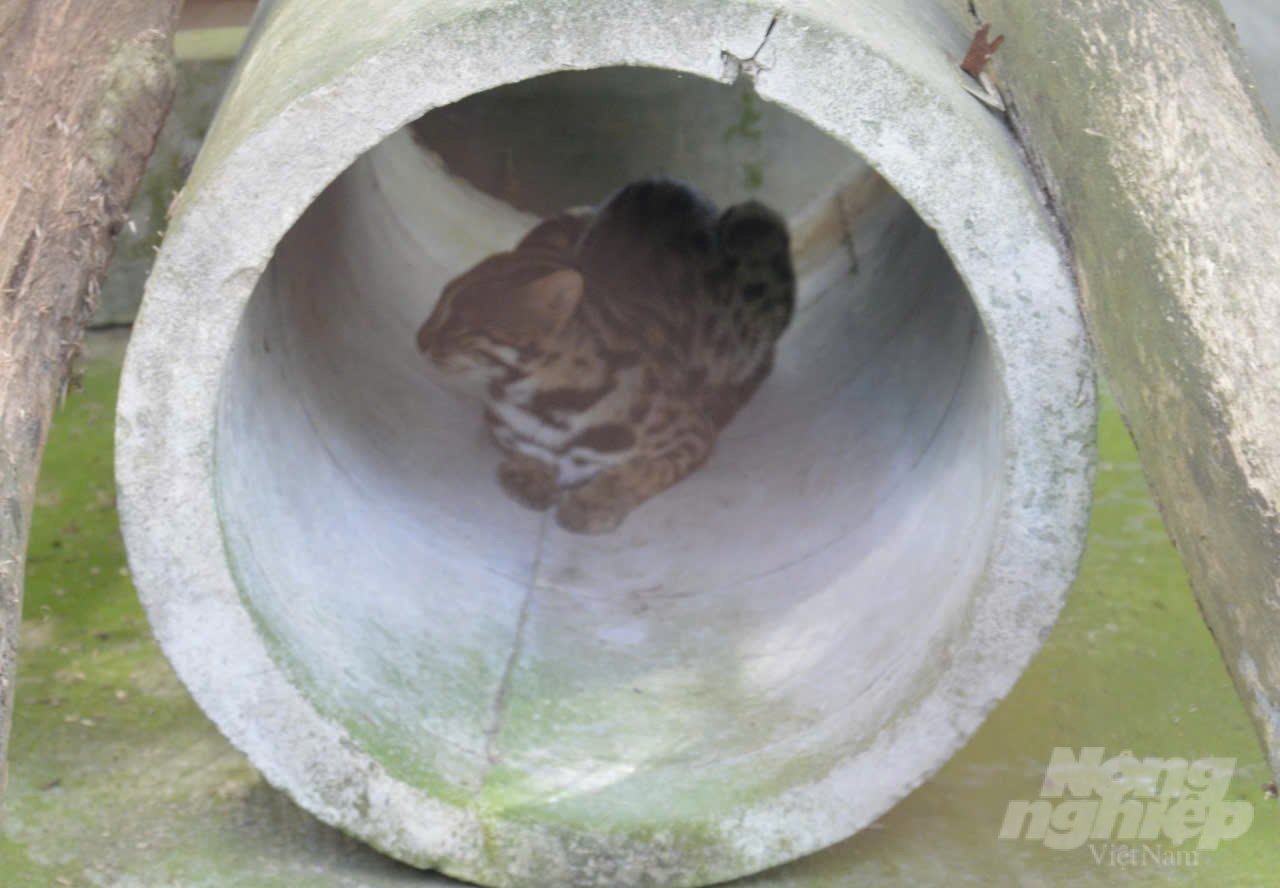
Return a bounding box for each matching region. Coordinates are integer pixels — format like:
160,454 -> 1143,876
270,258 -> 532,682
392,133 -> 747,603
418,251 -> 584,392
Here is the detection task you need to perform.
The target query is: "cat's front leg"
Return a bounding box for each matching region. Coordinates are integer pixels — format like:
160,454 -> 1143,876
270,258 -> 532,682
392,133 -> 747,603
497,452 -> 560,511
556,412 -> 715,534
555,470 -> 636,534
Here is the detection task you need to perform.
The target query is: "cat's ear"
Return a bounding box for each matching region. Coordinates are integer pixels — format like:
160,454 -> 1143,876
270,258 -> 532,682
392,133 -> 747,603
717,201 -> 790,259
517,210 -> 594,254
518,268 -> 584,338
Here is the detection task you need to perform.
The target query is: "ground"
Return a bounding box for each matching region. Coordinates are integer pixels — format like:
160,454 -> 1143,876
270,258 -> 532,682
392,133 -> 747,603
0,330 -> 1276,886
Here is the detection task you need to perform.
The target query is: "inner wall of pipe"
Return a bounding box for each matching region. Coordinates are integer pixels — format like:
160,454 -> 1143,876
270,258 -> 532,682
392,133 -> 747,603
215,68 -> 1003,820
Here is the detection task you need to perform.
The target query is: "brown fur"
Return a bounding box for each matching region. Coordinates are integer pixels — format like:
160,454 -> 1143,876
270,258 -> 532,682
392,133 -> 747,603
418,179 -> 794,534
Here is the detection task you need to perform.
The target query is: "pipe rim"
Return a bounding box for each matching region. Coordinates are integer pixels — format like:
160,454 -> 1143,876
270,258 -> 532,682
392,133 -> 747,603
116,2 -> 1095,884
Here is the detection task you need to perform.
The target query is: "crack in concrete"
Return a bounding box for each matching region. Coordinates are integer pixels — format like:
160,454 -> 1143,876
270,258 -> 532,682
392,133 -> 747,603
481,515 -> 548,770
720,12 -> 780,83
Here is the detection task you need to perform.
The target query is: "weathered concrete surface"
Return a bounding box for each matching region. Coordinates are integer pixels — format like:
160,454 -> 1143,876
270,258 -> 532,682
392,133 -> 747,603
973,0 -> 1280,778
116,1 -> 1094,884
8,337 -> 1278,885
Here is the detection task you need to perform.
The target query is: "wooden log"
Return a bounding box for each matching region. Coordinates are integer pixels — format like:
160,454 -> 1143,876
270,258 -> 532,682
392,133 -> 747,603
0,0 -> 180,799
179,0 -> 257,30
977,0 -> 1280,777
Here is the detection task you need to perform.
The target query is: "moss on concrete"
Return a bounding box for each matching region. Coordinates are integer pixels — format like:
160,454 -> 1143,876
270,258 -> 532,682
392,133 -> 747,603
744,394 -> 1280,886
0,334 -> 1275,885
1,334 -> 423,887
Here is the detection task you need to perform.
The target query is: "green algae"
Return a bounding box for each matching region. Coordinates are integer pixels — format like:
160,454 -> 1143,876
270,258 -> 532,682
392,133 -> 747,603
738,390 -> 1280,887
724,79 -> 767,193
3,337 -> 426,886
2,334 -> 1277,886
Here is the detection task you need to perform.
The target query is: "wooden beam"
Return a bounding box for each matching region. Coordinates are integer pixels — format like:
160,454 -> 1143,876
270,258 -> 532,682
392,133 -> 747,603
0,0 -> 181,799
179,0 -> 257,31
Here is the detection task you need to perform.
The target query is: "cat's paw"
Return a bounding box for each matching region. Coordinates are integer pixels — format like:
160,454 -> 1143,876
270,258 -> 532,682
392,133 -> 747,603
497,457 -> 559,511
555,486 -> 631,535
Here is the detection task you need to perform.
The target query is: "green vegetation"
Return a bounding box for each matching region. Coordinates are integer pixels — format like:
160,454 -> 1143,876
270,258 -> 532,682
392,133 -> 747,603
1,337 -> 1275,886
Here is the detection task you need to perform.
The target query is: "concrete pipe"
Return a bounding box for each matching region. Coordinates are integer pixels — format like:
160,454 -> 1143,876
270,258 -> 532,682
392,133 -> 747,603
115,2 -> 1095,885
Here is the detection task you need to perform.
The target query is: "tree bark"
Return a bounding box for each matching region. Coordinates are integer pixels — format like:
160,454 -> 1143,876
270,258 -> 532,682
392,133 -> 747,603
0,0 -> 181,800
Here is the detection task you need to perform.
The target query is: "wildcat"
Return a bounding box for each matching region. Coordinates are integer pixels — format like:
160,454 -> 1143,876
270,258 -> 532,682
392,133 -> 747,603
417,178 -> 794,534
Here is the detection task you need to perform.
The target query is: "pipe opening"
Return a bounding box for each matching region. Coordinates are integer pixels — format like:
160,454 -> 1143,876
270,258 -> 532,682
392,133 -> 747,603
213,66 -> 1003,829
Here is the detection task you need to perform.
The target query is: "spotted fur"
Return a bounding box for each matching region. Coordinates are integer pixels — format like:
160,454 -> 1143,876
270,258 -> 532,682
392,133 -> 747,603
418,178 -> 794,533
